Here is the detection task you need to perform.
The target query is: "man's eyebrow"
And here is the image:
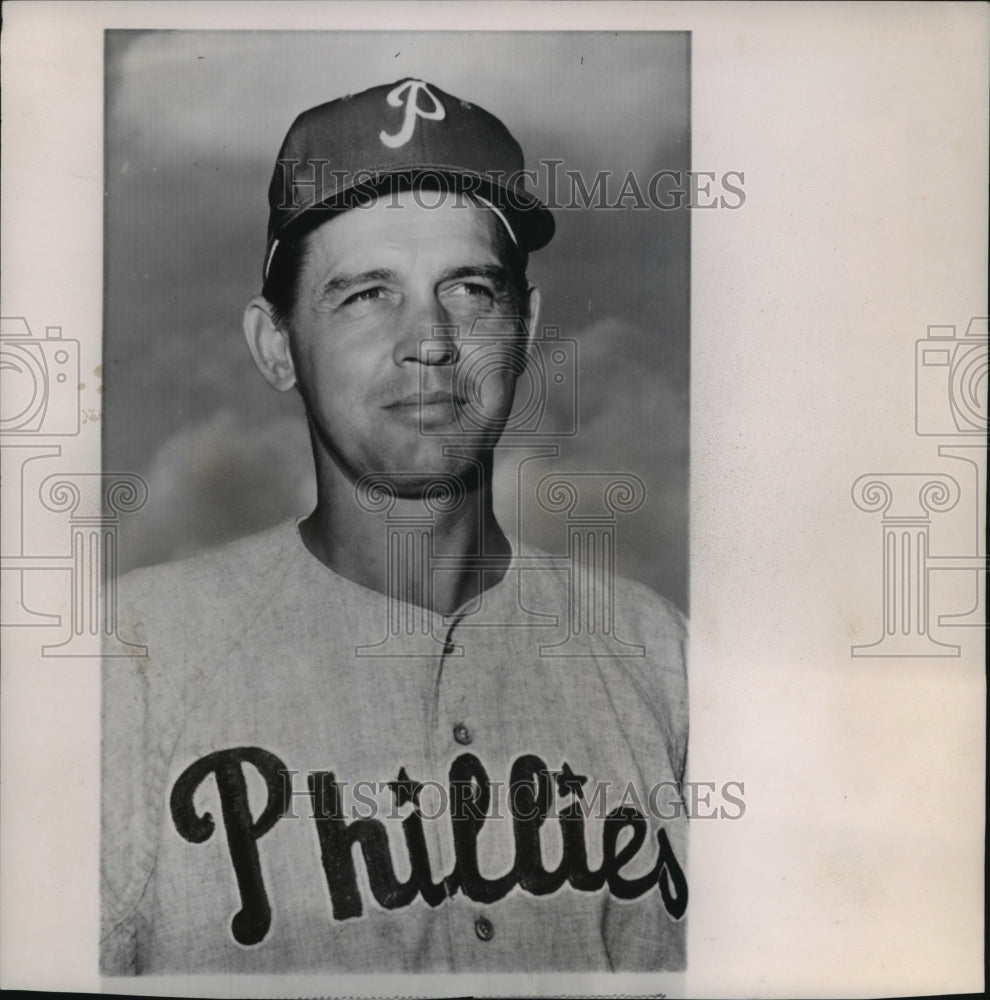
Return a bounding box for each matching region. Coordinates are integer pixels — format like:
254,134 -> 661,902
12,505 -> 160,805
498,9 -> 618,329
437,264 -> 509,287
318,268 -> 397,298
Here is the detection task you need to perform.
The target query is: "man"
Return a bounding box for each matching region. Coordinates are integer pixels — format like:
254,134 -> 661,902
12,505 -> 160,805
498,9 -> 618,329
101,78 -> 688,975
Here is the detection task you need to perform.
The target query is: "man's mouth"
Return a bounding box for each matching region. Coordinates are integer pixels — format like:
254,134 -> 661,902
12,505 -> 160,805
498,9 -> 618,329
385,390 -> 467,408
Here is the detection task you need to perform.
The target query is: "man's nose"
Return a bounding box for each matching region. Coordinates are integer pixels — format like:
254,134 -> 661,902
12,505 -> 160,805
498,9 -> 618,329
392,297 -> 461,366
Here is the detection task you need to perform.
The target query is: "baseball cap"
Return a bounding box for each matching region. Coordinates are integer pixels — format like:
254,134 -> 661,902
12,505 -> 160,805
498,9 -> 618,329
264,78 -> 555,280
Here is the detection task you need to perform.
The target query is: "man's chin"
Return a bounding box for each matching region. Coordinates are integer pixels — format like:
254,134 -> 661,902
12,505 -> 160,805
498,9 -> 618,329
355,445 -> 491,500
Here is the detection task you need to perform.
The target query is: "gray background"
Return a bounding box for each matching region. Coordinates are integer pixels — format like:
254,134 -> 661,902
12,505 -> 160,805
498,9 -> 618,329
104,30 -> 690,611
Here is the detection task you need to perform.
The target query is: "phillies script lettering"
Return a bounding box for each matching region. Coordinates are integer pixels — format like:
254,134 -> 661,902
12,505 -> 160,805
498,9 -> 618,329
170,747 -> 688,947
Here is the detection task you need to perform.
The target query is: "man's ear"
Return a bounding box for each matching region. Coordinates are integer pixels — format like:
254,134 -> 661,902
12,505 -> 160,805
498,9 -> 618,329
242,296 -> 296,392
524,285 -> 542,340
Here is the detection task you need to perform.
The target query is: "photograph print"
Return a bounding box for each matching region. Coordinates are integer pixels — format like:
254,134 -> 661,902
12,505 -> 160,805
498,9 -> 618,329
100,29 -> 695,976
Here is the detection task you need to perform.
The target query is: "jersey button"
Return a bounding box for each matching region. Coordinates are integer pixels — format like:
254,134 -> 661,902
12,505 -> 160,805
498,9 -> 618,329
453,722 -> 472,745
474,916 -> 495,942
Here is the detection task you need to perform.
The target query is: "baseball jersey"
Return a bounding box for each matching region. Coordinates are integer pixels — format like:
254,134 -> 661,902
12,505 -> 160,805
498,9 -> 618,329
100,518 -> 688,974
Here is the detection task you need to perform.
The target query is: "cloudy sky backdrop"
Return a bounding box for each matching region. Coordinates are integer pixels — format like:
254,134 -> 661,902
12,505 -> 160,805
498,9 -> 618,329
104,30 -> 690,611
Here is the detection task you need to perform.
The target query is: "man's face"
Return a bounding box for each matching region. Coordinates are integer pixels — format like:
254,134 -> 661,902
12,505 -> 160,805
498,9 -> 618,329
279,191 -> 536,493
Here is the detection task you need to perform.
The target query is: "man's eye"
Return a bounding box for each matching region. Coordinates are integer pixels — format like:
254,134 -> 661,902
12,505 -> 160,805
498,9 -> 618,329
342,287 -> 388,307
446,282 -> 495,300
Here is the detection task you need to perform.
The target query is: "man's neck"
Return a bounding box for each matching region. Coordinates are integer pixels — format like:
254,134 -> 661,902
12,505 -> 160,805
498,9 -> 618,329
298,470 -> 511,616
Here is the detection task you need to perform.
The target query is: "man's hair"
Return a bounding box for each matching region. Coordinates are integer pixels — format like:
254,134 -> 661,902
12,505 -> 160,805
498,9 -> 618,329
262,225 -> 312,331
261,194 -> 531,332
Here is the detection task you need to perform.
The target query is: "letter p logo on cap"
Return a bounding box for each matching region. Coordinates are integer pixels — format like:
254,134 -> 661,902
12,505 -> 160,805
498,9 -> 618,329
380,80 -> 446,149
